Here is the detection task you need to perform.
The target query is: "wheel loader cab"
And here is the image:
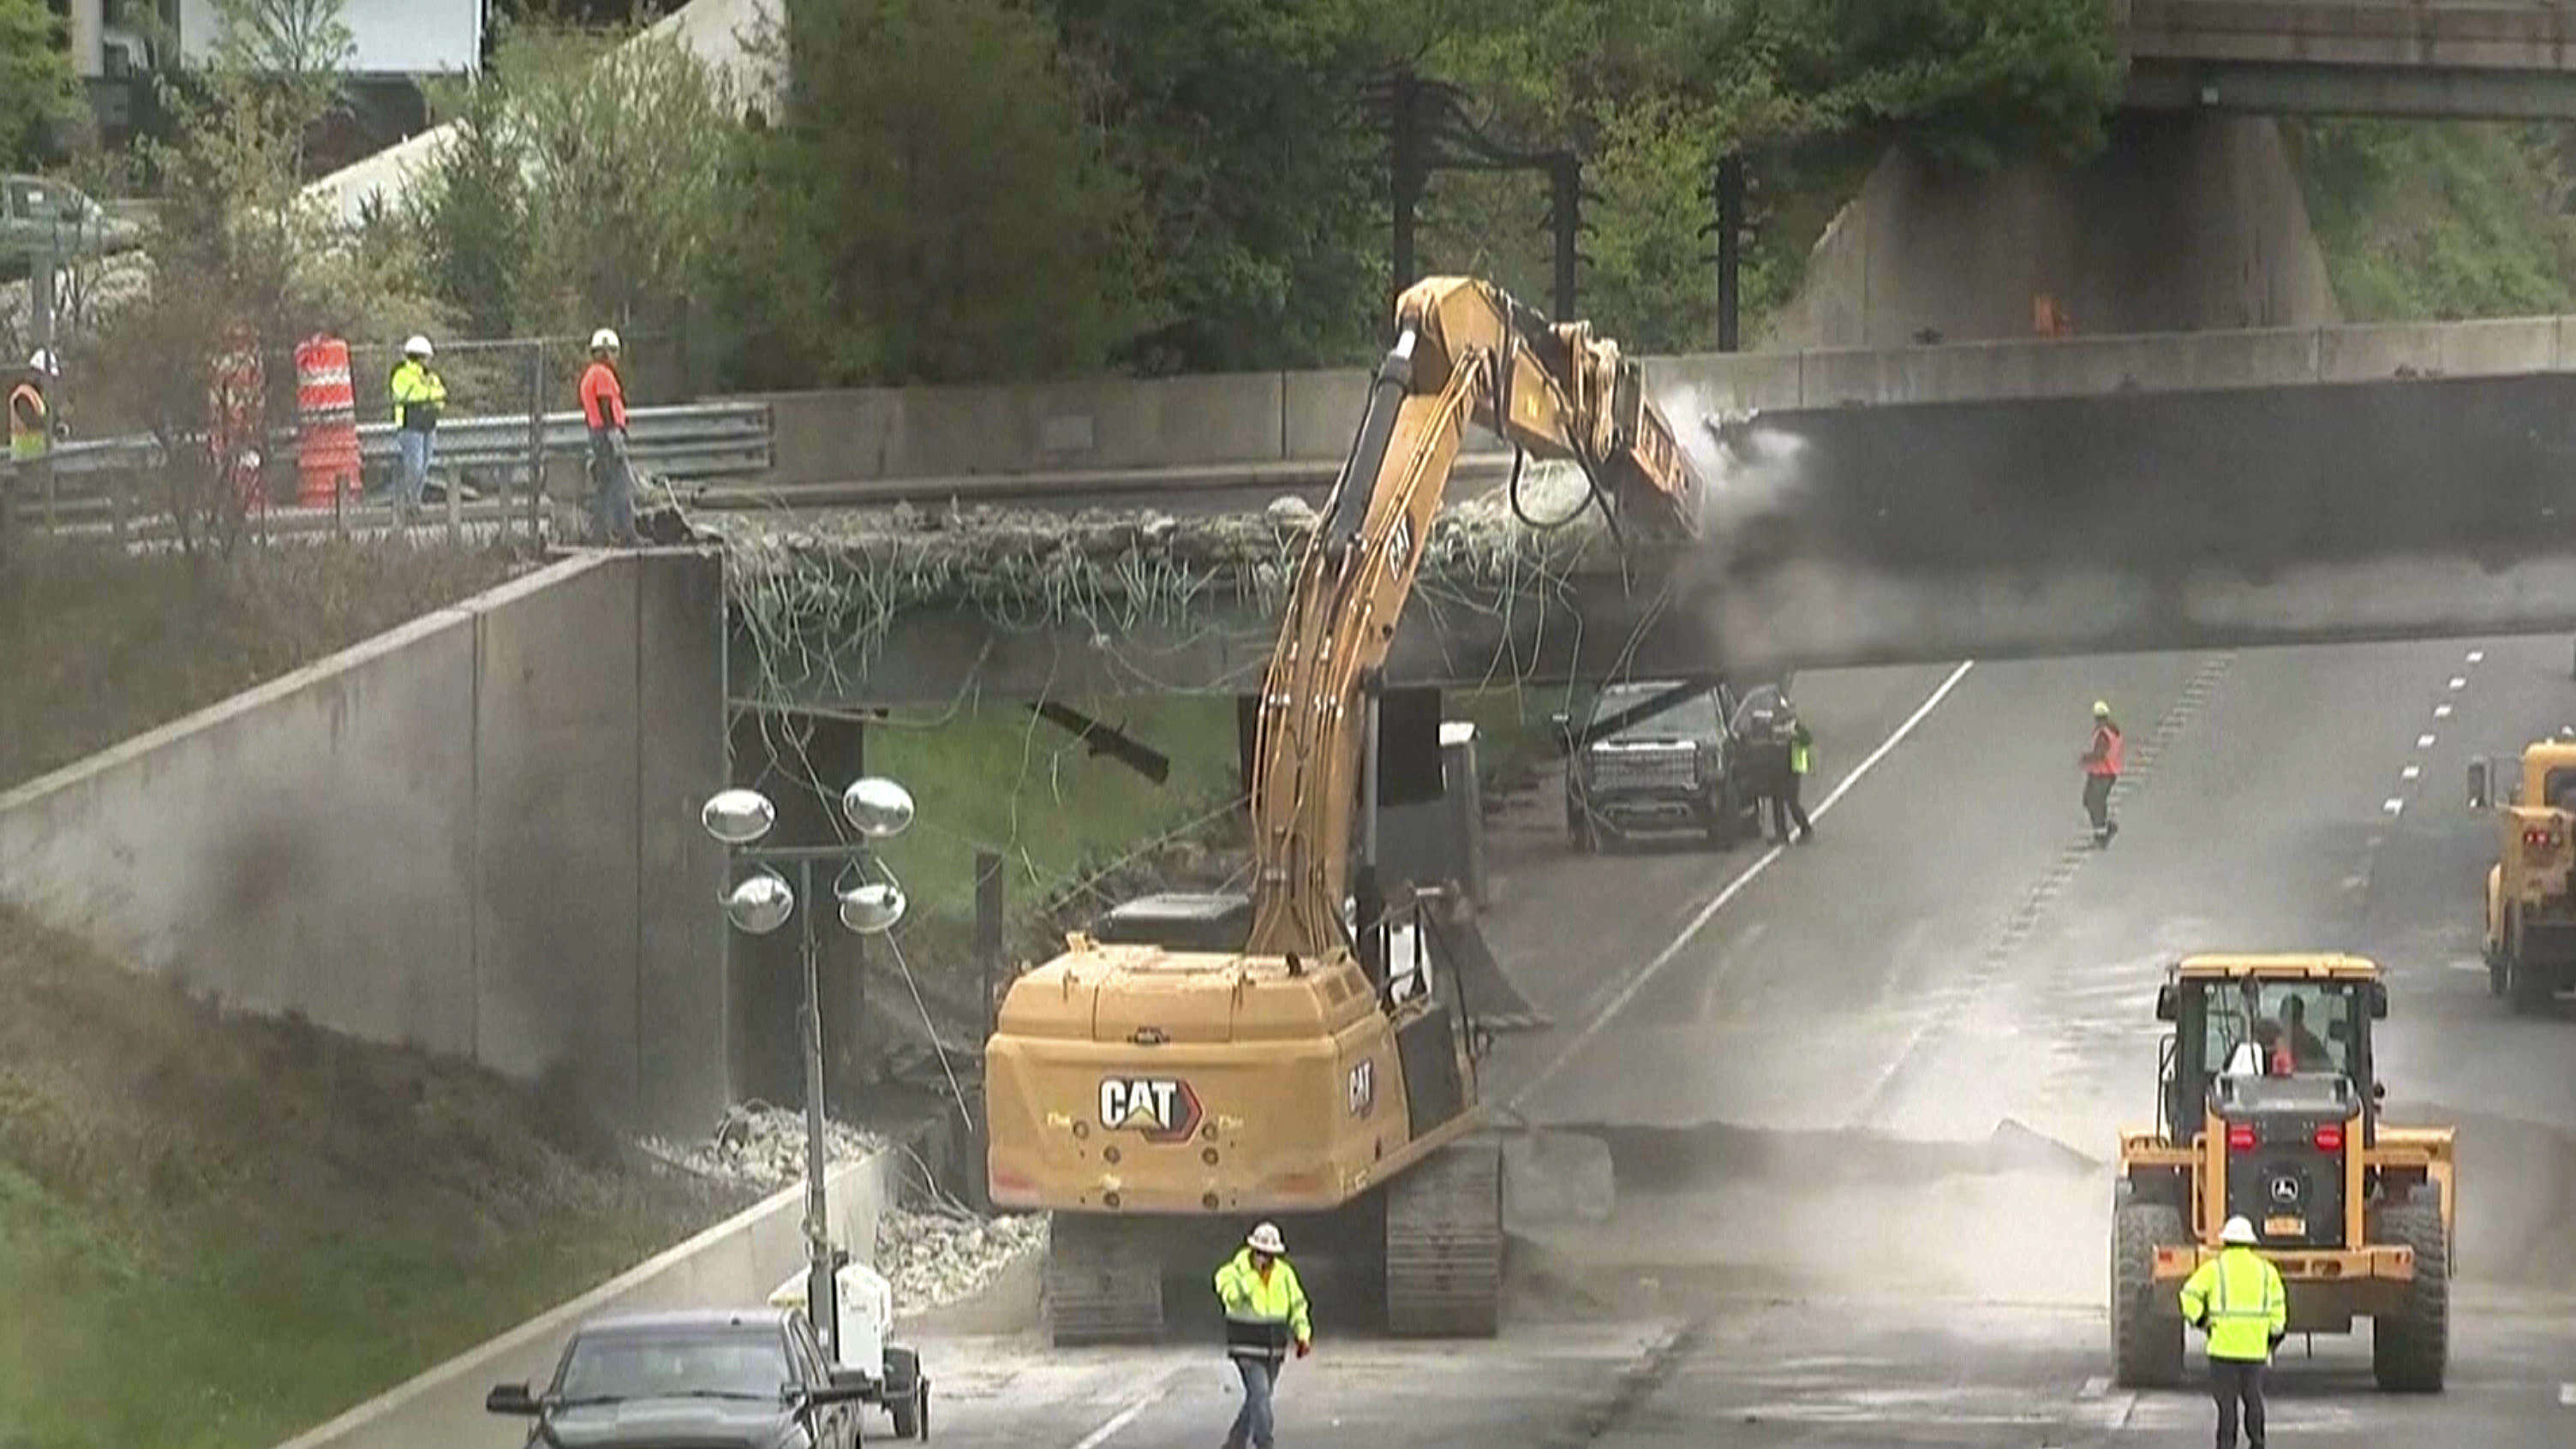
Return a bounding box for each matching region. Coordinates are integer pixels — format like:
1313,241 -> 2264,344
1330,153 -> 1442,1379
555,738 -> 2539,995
2117,955 -> 2450,1393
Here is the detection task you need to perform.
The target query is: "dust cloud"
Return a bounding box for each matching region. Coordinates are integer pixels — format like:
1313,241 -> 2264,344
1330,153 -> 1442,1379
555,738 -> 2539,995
1506,1119 -> 2111,1322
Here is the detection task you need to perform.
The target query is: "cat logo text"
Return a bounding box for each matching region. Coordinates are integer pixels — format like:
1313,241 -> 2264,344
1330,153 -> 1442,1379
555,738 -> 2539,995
1097,1077 -> 1204,1143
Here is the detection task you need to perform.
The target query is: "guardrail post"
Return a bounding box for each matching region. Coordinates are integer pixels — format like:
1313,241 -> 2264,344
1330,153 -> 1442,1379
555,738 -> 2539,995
525,340 -> 547,545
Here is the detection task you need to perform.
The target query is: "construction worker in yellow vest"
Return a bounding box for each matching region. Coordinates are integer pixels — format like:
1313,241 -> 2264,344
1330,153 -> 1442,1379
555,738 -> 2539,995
1215,1221 -> 1311,1449
387,336 -> 446,516
2179,1215 -> 2288,1449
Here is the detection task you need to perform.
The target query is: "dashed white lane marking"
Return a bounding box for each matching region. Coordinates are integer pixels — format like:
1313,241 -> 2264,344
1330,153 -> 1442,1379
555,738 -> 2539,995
2402,765 -> 2422,781
2076,1375 -> 2109,1400
2436,703 -> 2454,719
2468,649 -> 2487,664
2557,1380 -> 2574,1407
2340,874 -> 2369,892
2418,733 -> 2438,748
2453,959 -> 2492,975
1068,1377 -> 1180,1449
2450,677 -> 2469,690
2384,798 -> 2406,816
1509,659 -> 1978,1109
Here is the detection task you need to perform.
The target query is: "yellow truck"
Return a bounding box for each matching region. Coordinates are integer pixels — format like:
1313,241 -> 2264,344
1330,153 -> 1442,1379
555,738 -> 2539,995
2467,741 -> 2576,1013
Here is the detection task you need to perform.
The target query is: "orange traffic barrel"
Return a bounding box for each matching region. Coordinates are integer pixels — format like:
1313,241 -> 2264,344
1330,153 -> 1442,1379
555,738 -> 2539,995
295,335 -> 360,506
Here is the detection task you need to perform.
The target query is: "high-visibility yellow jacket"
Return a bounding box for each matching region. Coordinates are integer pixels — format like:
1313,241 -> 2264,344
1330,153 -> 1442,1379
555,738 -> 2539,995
390,358 -> 445,432
1214,1249 -> 1311,1360
2179,1247 -> 2287,1363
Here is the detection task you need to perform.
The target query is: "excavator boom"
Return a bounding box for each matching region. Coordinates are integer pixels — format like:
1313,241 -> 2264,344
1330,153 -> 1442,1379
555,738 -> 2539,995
1246,277 -> 1705,956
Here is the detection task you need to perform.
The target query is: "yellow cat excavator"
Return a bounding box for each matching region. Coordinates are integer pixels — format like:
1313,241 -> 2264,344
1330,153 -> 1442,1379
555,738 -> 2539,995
983,277 -> 1706,1345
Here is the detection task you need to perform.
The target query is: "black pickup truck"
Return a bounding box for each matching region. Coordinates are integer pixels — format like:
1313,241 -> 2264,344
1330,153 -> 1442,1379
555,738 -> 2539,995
487,1308 -> 878,1448
1559,679 -> 1790,852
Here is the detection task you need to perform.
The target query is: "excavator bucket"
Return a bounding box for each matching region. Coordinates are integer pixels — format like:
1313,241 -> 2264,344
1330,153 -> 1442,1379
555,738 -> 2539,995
1421,893 -> 1548,1033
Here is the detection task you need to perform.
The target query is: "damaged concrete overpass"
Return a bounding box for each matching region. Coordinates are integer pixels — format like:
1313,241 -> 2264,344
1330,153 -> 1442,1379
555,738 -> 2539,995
726,364 -> 2576,710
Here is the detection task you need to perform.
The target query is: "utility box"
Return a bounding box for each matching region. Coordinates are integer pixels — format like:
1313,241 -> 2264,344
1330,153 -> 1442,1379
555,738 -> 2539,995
768,1261 -> 894,1377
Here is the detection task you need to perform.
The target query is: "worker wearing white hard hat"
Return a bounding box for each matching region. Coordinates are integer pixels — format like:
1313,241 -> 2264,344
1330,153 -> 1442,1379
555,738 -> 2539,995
2179,1214 -> 2286,1449
387,334 -> 447,517
1215,1221 -> 1312,1449
2081,700 -> 2123,849
577,325 -> 639,546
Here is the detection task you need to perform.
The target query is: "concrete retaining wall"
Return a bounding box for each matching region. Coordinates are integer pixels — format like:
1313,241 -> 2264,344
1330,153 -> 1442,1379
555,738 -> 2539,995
0,549 -> 729,1135
272,1152 -> 898,1449
1764,112 -> 2340,351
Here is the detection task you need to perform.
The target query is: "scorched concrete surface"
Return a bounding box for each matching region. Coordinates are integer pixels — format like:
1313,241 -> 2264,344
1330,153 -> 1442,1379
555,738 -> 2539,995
901,641 -> 2576,1447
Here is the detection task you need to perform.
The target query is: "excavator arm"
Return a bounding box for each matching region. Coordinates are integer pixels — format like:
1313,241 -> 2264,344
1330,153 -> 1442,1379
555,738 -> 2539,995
1245,277 -> 1706,958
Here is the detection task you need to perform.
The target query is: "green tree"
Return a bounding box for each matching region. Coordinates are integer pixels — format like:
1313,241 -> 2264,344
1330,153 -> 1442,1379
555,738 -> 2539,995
410,77 -> 528,338
0,0 -> 84,168
714,0 -> 1141,386
1043,0 -> 1402,373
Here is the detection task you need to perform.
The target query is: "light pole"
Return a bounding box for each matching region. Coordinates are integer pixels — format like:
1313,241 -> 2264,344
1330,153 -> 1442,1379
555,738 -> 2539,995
702,775 -> 916,1360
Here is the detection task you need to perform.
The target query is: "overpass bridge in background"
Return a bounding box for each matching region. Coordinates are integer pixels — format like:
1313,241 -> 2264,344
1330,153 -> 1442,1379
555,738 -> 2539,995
2119,0 -> 2576,118
720,313 -> 2576,710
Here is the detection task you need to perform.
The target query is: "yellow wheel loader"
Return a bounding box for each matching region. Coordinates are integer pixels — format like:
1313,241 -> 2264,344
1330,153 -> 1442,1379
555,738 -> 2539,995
2467,743 -> 2576,1014
983,278 -> 1707,1345
2112,956 -> 2454,1392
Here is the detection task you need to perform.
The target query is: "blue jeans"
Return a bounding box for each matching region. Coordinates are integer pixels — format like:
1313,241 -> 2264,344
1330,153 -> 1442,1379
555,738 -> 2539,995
397,427 -> 434,508
1225,1355 -> 1278,1449
588,432 -> 637,546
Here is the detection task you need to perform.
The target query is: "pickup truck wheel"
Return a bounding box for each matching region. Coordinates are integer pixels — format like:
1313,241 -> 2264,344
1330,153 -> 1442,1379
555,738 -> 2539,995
890,1380 -> 924,1440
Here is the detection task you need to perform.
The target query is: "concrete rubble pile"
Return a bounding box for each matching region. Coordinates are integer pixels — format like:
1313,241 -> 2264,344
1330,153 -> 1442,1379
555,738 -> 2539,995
873,1204 -> 1049,1314
640,1102 -> 886,1194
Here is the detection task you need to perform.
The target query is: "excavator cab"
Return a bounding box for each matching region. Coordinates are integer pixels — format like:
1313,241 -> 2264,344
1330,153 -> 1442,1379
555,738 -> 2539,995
2113,956 -> 2453,1393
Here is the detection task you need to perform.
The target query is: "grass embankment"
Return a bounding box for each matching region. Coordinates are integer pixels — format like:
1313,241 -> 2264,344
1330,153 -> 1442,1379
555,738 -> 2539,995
0,907 -> 750,1449
0,537 -> 528,792
2283,117 -> 2576,322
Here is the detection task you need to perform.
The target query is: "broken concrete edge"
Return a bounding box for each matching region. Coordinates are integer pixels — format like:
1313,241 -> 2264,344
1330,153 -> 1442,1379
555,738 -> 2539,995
269,1148 -> 897,1449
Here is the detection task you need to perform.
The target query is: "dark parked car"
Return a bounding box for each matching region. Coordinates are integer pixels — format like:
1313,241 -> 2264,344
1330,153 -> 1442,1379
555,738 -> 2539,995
487,1308 -> 875,1448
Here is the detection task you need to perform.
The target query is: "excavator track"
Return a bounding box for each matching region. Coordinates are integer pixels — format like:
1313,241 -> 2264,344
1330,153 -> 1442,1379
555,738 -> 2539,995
1384,1133 -> 1505,1337
1046,1213 -> 1166,1346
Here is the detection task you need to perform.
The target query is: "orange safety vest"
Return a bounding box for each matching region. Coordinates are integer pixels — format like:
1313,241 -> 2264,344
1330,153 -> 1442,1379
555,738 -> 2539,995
579,360 -> 626,432
2087,723 -> 2125,778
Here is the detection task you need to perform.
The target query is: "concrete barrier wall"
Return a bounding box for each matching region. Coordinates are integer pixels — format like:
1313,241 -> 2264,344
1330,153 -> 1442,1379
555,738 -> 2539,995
272,1152 -> 896,1449
0,550 -> 729,1135
736,314 -> 2576,492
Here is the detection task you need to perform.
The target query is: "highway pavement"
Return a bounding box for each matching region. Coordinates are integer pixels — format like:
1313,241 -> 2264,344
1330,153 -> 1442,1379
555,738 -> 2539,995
915,637 -> 2576,1448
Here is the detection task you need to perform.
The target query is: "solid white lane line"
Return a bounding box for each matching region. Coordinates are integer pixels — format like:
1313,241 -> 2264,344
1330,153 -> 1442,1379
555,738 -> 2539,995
1069,1380 -> 1178,1449
1508,659 -> 1977,1109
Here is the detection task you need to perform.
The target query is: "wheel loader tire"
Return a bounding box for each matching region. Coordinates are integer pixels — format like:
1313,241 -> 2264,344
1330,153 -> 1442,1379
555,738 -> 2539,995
2111,1198 -> 2185,1389
887,1347 -> 924,1438
2372,1194 -> 2449,1392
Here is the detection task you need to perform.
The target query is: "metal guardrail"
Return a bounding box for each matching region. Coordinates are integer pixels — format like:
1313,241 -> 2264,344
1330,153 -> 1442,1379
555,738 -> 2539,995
43,401 -> 773,486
